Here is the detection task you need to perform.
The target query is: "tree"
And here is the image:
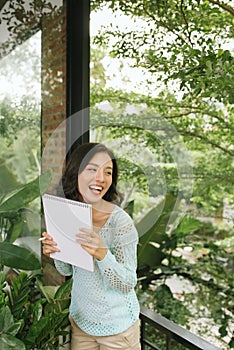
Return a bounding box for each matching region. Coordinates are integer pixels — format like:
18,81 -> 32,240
90,1 -> 234,348
0,29 -> 41,183
90,0 -> 234,216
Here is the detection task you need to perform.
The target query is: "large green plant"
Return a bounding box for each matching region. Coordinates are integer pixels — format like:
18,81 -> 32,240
135,194 -> 202,274
134,195 -> 233,348
0,271 -> 72,350
137,203 -> 201,264
0,162 -> 51,270
0,160 -> 72,349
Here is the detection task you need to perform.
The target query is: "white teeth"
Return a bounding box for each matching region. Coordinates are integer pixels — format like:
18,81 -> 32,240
89,186 -> 102,192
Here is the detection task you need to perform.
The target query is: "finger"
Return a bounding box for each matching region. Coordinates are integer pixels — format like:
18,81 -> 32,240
76,233 -> 93,243
42,232 -> 53,240
79,227 -> 93,235
80,244 -> 93,256
76,237 -> 92,246
78,229 -> 99,242
41,238 -> 57,246
41,232 -> 58,246
77,237 -> 98,249
76,232 -> 90,238
43,245 -> 60,254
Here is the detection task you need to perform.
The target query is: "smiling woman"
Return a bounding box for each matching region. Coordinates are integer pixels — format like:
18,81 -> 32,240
78,151 -> 113,205
61,143 -> 122,205
41,142 -> 141,350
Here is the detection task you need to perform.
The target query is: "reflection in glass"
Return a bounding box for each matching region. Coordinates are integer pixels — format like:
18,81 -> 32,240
0,0 -> 63,259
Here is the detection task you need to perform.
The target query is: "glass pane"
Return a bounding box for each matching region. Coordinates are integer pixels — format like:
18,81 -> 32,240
0,0 -> 63,264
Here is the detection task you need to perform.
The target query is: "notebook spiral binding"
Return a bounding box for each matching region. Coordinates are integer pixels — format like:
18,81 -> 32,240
43,193 -> 90,208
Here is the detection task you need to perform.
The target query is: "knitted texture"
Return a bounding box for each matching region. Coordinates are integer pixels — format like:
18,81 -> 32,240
54,205 -> 140,336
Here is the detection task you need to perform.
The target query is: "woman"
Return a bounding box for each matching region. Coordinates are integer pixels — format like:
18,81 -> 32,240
42,142 -> 141,350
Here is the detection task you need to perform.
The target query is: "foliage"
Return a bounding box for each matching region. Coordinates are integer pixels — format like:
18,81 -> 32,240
0,243 -> 41,271
0,148 -> 43,269
0,0 -> 60,58
90,0 -> 234,216
0,271 -> 72,349
0,6 -> 72,349
0,26 -> 41,182
0,95 -> 41,185
136,212 -> 234,348
89,2 -> 234,346
91,0 -> 234,103
137,284 -> 191,350
90,88 -> 234,216
0,96 -> 40,145
0,168 -> 51,270
137,195 -> 177,269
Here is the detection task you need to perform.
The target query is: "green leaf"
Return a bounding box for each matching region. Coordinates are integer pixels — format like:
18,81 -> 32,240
8,219 -> 23,243
1,334 -> 25,350
137,195 -> 177,268
0,170 -> 51,213
175,217 -> 202,234
0,306 -> 14,333
32,301 -> 43,322
0,271 -> 6,285
37,279 -> 59,302
26,316 -> 50,344
229,337 -> 234,348
54,277 -> 72,300
136,197 -> 166,242
137,243 -> 165,268
0,242 -> 41,270
6,322 -> 22,336
124,200 -> 134,218
0,158 -> 20,197
219,325 -> 228,337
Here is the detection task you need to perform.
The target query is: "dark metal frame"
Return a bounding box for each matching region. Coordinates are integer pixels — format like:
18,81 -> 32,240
66,0 -> 90,154
140,305 -> 221,350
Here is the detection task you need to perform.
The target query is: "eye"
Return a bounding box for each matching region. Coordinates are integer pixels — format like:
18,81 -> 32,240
86,167 -> 97,172
105,171 -> 112,176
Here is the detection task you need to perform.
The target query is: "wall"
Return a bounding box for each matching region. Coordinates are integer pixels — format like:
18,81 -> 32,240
41,1 -> 67,286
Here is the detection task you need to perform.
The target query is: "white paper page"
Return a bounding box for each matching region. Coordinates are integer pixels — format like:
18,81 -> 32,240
42,194 -> 94,272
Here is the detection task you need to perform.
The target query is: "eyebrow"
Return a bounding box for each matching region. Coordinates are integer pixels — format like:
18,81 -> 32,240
88,162 -> 113,169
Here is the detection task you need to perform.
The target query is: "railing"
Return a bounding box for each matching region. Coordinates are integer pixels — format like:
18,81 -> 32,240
140,305 -> 221,350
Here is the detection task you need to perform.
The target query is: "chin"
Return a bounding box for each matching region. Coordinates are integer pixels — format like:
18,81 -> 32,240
83,195 -> 102,204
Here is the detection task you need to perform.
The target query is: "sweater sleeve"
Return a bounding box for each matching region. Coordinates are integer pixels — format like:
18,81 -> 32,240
54,259 -> 73,276
96,210 -> 138,294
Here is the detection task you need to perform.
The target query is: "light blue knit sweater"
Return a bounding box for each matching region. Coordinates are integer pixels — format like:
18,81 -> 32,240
54,205 -> 140,336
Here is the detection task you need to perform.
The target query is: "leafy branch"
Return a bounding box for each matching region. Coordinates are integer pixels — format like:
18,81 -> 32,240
208,0 -> 234,17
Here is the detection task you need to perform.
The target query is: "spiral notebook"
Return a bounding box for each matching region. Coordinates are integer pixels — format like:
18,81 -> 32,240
42,193 -> 94,271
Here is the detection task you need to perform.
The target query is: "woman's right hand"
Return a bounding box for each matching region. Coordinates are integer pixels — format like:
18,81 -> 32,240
41,231 -> 60,257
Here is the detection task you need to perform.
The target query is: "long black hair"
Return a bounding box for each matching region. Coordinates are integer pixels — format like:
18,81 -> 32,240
57,142 -> 123,205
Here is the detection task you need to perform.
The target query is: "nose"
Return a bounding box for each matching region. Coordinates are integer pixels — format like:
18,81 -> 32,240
95,167 -> 104,182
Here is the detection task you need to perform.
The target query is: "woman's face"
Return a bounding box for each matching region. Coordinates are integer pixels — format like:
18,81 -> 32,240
78,151 -> 113,204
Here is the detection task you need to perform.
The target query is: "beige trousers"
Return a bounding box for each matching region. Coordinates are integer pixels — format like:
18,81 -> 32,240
69,315 -> 141,350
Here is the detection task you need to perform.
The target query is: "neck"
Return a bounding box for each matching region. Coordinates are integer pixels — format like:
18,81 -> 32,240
92,199 -> 106,211
92,199 -> 115,215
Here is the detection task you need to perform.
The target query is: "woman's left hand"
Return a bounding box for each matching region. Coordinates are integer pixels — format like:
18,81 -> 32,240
76,228 -> 107,261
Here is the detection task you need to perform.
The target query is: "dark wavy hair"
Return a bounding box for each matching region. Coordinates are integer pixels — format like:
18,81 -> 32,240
57,142 -> 123,205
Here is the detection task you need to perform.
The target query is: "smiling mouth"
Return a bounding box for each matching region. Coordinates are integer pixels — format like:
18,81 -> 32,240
89,185 -> 103,193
